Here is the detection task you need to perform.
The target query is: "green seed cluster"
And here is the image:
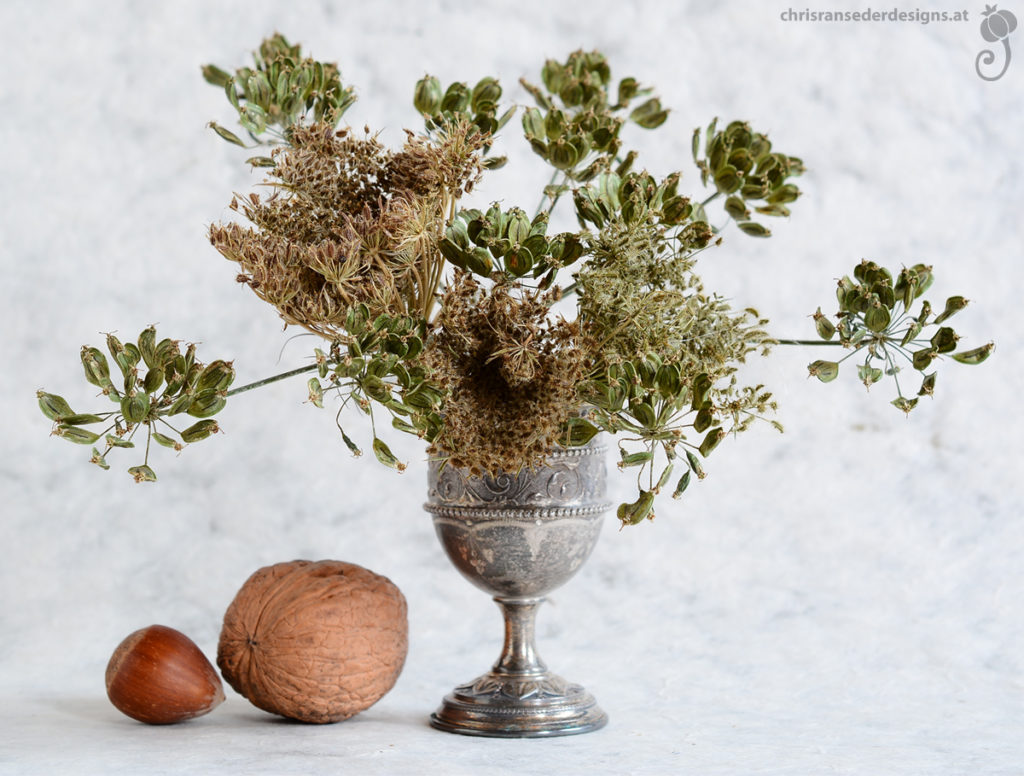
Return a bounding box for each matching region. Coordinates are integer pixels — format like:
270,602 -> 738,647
202,32 -> 356,148
693,118 -> 805,238
38,326 -> 233,481
413,74 -> 513,167
808,260 -> 993,412
520,50 -> 667,182
440,205 -> 584,281
39,35 -> 992,527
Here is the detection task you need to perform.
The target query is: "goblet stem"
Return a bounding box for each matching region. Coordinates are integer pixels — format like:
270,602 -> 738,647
493,597 -> 546,676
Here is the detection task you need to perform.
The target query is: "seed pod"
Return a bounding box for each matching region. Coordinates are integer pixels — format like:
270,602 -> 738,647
105,333 -> 124,359
55,425 -> 101,445
121,392 -> 150,425
672,470 -> 692,499
181,420 -> 219,443
691,373 -> 713,409
917,300 -> 933,325
714,165 -> 742,194
699,427 -> 725,457
372,438 -> 405,471
201,64 -> 233,88
187,392 -> 227,419
727,148 -> 754,176
138,327 -> 158,369
656,363 -> 681,396
540,58 -> 566,93
618,450 -> 653,468
767,183 -> 801,205
308,377 -> 324,408
617,76 -> 640,105
124,343 -> 142,366
505,209 -> 531,245
814,308 -> 836,341
891,397 -> 918,414
151,432 -> 182,451
224,79 -> 240,111
128,465 -> 157,483
655,464 -> 674,493
930,326 -> 958,354
82,347 -> 112,388
471,76 -> 501,113
60,413 -> 105,426
166,393 -> 193,415
197,360 -> 235,392
724,196 -> 749,221
895,269 -> 918,309
573,188 -> 605,227
248,71 -> 273,110
143,368 -> 165,394
933,296 -> 969,325
662,195 -> 692,224
413,75 -> 442,116
563,419 -> 600,447
37,391 -> 74,421
208,121 -> 246,147
617,490 -> 655,525
90,448 -> 110,470
629,401 -> 657,428
836,276 -> 855,311
685,450 -> 706,479
440,82 -> 470,114
738,221 -> 771,238
549,139 -> 579,170
626,97 -> 667,128
910,264 -> 934,296
857,364 -> 883,386
238,104 -> 267,135
693,407 -> 713,433
522,107 -> 545,140
808,360 -> 839,382
912,348 -> 937,371
864,303 -> 891,333
105,434 -> 135,449
900,321 -> 923,347
951,343 -> 994,365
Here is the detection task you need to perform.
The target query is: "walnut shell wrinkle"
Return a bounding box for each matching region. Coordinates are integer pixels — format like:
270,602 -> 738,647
217,559 -> 408,723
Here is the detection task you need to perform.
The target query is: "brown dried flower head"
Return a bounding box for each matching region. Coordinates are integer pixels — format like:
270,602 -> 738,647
209,120 -> 486,338
426,272 -> 583,476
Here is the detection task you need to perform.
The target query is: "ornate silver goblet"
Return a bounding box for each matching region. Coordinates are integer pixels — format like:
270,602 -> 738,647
424,440 -> 610,737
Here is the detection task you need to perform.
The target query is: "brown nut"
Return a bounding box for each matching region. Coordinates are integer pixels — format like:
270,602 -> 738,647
105,624 -> 225,724
218,560 -> 408,724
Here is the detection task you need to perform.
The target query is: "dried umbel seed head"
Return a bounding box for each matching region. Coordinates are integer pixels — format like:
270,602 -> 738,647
105,625 -> 225,725
217,560 -> 408,724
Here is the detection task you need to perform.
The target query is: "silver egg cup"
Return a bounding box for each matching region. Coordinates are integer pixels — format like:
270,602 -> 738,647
424,440 -> 610,737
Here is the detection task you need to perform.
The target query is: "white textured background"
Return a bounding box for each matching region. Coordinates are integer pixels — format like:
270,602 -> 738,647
1,1 -> 1022,774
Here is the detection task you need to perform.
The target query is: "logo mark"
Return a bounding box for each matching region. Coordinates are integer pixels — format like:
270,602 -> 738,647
976,4 -> 1018,80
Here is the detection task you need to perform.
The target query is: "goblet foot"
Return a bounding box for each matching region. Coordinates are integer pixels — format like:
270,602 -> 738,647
430,670 -> 607,737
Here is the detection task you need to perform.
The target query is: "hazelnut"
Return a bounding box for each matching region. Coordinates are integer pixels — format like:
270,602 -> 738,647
105,624 -> 225,724
218,560 -> 408,723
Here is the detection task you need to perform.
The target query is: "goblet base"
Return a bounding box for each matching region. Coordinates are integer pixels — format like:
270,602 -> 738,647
430,670 -> 607,737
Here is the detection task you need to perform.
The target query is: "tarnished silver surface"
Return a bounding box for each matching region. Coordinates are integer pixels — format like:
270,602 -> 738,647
425,440 -> 610,737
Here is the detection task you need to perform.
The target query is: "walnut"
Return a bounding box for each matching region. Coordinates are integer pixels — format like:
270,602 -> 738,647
217,560 -> 408,723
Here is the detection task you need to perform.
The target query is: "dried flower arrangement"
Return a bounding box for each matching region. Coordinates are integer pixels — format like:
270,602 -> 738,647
38,34 -> 993,524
